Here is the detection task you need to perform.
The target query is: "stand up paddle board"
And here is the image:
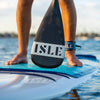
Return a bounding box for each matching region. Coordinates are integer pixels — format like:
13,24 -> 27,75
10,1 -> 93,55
0,55 -> 98,100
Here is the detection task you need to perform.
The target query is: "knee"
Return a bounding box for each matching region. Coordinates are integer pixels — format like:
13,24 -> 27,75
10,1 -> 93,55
18,0 -> 33,7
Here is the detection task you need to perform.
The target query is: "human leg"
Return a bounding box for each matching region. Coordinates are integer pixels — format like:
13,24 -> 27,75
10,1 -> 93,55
6,0 -> 33,65
59,0 -> 82,66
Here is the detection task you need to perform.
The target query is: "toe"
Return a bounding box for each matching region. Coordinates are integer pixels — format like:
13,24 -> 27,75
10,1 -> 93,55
5,61 -> 11,65
76,61 -> 83,66
68,60 -> 77,66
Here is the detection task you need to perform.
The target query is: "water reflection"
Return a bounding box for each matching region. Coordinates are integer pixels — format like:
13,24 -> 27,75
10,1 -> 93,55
53,89 -> 80,100
66,89 -> 80,100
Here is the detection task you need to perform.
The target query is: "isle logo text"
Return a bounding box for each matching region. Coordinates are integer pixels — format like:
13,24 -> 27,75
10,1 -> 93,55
31,41 -> 65,58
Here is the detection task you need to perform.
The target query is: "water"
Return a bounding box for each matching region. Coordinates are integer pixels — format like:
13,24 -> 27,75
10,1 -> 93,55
0,37 -> 100,100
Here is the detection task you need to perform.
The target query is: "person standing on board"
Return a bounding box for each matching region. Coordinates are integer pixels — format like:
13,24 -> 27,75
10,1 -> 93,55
6,0 -> 82,66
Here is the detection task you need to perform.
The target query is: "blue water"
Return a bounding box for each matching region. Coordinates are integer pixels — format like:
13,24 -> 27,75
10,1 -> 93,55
0,37 -> 100,100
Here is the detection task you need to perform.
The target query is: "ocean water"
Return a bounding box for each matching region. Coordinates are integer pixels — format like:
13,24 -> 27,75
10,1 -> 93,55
0,37 -> 100,100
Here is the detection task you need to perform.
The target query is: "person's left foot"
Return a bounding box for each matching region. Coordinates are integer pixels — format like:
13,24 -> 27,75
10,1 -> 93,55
65,50 -> 83,66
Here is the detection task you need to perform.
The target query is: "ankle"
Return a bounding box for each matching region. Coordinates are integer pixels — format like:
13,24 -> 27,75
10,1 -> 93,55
65,50 -> 75,57
18,52 -> 27,57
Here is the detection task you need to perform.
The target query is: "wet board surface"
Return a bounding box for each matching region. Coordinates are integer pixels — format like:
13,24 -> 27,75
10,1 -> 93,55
0,55 -> 99,100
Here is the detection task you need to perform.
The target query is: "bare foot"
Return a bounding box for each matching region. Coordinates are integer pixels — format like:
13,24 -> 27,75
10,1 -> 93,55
5,53 -> 28,65
65,51 -> 83,66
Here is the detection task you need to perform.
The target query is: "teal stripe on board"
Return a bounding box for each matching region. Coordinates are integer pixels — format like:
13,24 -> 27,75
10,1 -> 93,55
0,58 -> 96,78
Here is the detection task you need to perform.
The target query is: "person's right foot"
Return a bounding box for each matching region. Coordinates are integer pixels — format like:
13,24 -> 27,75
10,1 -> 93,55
5,53 -> 28,65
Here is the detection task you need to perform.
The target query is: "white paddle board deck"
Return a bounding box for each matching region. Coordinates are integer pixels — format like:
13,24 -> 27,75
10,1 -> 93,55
0,55 -> 98,100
